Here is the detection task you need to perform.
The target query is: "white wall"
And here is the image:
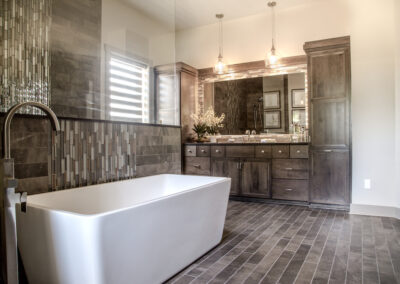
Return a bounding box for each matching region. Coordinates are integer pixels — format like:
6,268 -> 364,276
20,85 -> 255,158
176,0 -> 349,69
349,0 -> 397,208
395,0 -> 400,210
100,0 -> 176,119
176,0 -> 399,211
102,0 -> 175,66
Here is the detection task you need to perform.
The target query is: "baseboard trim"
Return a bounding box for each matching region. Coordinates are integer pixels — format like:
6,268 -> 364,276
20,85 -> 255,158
350,204 -> 400,219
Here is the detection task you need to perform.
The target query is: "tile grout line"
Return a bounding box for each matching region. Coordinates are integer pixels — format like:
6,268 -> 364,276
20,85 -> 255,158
222,207 -> 311,284
309,211 -> 337,283
291,209 -> 326,284
237,207 -> 308,284
201,205 -> 296,284
175,203 -> 279,283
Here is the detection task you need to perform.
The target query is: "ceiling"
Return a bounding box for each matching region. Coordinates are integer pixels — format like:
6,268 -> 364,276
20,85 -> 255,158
122,0 -> 323,31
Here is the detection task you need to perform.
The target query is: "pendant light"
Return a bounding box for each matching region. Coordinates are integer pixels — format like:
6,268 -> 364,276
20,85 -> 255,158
214,14 -> 228,74
266,1 -> 280,68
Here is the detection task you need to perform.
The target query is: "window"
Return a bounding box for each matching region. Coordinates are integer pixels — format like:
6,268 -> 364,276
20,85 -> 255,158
106,51 -> 150,123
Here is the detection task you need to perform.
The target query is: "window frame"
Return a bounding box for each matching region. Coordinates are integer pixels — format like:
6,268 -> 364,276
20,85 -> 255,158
104,46 -> 153,123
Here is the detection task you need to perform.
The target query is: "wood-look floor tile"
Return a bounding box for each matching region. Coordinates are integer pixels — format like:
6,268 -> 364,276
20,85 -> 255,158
167,201 -> 400,284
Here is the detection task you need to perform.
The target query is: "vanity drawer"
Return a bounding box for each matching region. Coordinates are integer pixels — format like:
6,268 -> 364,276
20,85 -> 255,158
226,146 -> 255,158
272,179 -> 309,201
197,146 -> 211,157
255,145 -> 272,158
272,145 -> 290,158
211,146 -> 225,158
272,159 -> 309,179
184,145 -> 196,157
184,157 -> 210,175
290,145 -> 309,159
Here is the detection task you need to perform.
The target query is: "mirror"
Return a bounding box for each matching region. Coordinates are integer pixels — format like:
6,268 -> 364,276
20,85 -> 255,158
0,0 -> 179,126
205,72 -> 306,134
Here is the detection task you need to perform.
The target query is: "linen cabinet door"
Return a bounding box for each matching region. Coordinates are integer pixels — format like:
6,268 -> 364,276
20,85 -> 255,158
240,159 -> 271,198
211,158 -> 240,195
310,150 -> 350,205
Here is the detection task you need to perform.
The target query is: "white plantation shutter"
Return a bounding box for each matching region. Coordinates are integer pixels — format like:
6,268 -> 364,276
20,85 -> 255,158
157,73 -> 178,125
106,52 -> 150,122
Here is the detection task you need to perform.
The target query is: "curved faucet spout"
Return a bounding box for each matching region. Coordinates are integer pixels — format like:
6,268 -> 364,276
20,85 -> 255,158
2,102 -> 60,159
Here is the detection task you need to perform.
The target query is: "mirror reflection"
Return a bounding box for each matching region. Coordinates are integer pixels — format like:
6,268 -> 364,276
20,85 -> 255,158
205,72 -> 306,135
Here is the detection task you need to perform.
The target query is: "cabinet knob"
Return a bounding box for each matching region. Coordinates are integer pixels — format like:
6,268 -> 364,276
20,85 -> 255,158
193,164 -> 201,168
201,149 -> 206,153
261,150 -> 265,153
285,188 -> 294,191
188,150 -> 193,153
296,150 -> 301,153
215,149 -> 220,153
278,150 -> 282,154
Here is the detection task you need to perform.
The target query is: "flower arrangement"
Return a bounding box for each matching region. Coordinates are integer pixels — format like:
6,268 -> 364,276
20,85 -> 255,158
191,107 -> 225,141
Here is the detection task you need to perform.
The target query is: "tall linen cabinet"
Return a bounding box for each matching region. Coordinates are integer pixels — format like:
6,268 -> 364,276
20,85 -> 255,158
304,36 -> 352,208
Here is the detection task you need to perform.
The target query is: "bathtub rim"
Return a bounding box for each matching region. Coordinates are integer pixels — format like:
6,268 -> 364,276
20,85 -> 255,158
16,174 -> 231,218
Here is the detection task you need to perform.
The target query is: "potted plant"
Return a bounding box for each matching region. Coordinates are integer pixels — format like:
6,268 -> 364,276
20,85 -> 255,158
204,107 -> 225,136
191,107 -> 225,142
191,112 -> 207,142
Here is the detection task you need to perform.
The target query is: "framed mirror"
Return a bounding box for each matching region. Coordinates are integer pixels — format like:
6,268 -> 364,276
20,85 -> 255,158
202,62 -> 307,134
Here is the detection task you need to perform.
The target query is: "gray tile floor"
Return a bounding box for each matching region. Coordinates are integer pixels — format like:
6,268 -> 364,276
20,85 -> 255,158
167,201 -> 400,284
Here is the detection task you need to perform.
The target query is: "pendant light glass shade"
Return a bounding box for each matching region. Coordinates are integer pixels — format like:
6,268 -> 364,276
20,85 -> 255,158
265,1 -> 280,68
214,14 -> 227,74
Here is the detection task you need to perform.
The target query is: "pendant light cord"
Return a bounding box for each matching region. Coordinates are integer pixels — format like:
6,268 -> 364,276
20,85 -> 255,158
216,14 -> 224,58
268,1 -> 277,50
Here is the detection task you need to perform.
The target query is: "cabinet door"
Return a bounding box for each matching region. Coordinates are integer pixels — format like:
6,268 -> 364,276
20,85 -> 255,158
310,150 -> 350,205
310,98 -> 349,148
211,158 -> 240,195
241,159 -> 271,198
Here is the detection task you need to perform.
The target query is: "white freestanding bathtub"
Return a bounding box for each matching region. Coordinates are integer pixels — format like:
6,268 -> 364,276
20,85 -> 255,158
16,174 -> 231,284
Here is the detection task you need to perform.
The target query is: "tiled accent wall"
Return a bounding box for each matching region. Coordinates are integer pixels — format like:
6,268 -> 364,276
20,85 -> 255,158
0,115 -> 181,195
0,0 -> 52,113
54,120 -> 137,189
50,0 -> 102,119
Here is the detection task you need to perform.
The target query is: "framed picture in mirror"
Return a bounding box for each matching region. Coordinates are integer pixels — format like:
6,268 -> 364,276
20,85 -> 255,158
292,109 -> 306,126
263,91 -> 281,109
292,89 -> 306,108
264,110 -> 281,128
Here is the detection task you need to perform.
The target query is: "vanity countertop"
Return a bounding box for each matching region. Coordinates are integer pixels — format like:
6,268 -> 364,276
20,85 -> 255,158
184,141 -> 309,145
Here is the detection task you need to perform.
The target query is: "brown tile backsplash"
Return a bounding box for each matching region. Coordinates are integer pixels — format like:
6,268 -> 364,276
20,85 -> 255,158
0,115 -> 181,195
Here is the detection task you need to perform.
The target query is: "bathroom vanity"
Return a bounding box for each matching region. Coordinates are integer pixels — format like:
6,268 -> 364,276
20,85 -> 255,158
184,142 -> 310,203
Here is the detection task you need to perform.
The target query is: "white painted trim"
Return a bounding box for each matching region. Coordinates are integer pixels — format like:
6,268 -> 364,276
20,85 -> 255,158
350,204 -> 400,219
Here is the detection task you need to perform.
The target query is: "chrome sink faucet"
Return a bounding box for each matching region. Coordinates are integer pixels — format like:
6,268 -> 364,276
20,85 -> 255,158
1,102 -> 60,284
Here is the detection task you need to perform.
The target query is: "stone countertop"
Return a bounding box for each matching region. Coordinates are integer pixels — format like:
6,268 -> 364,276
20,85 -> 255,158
184,141 -> 310,145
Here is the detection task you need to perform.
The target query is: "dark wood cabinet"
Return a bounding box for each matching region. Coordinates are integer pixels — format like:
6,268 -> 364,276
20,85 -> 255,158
304,36 -> 351,207
310,150 -> 350,205
185,144 -> 307,201
241,159 -> 271,198
184,157 -> 210,176
211,158 -> 240,195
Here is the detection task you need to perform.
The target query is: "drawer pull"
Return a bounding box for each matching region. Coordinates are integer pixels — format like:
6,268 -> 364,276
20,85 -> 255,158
324,150 -> 332,153
296,150 -> 301,153
261,150 -> 265,153
193,164 -> 201,168
201,149 -> 206,153
215,149 -> 220,153
285,167 -> 293,171
188,150 -> 193,153
285,188 -> 294,191
278,150 -> 282,154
